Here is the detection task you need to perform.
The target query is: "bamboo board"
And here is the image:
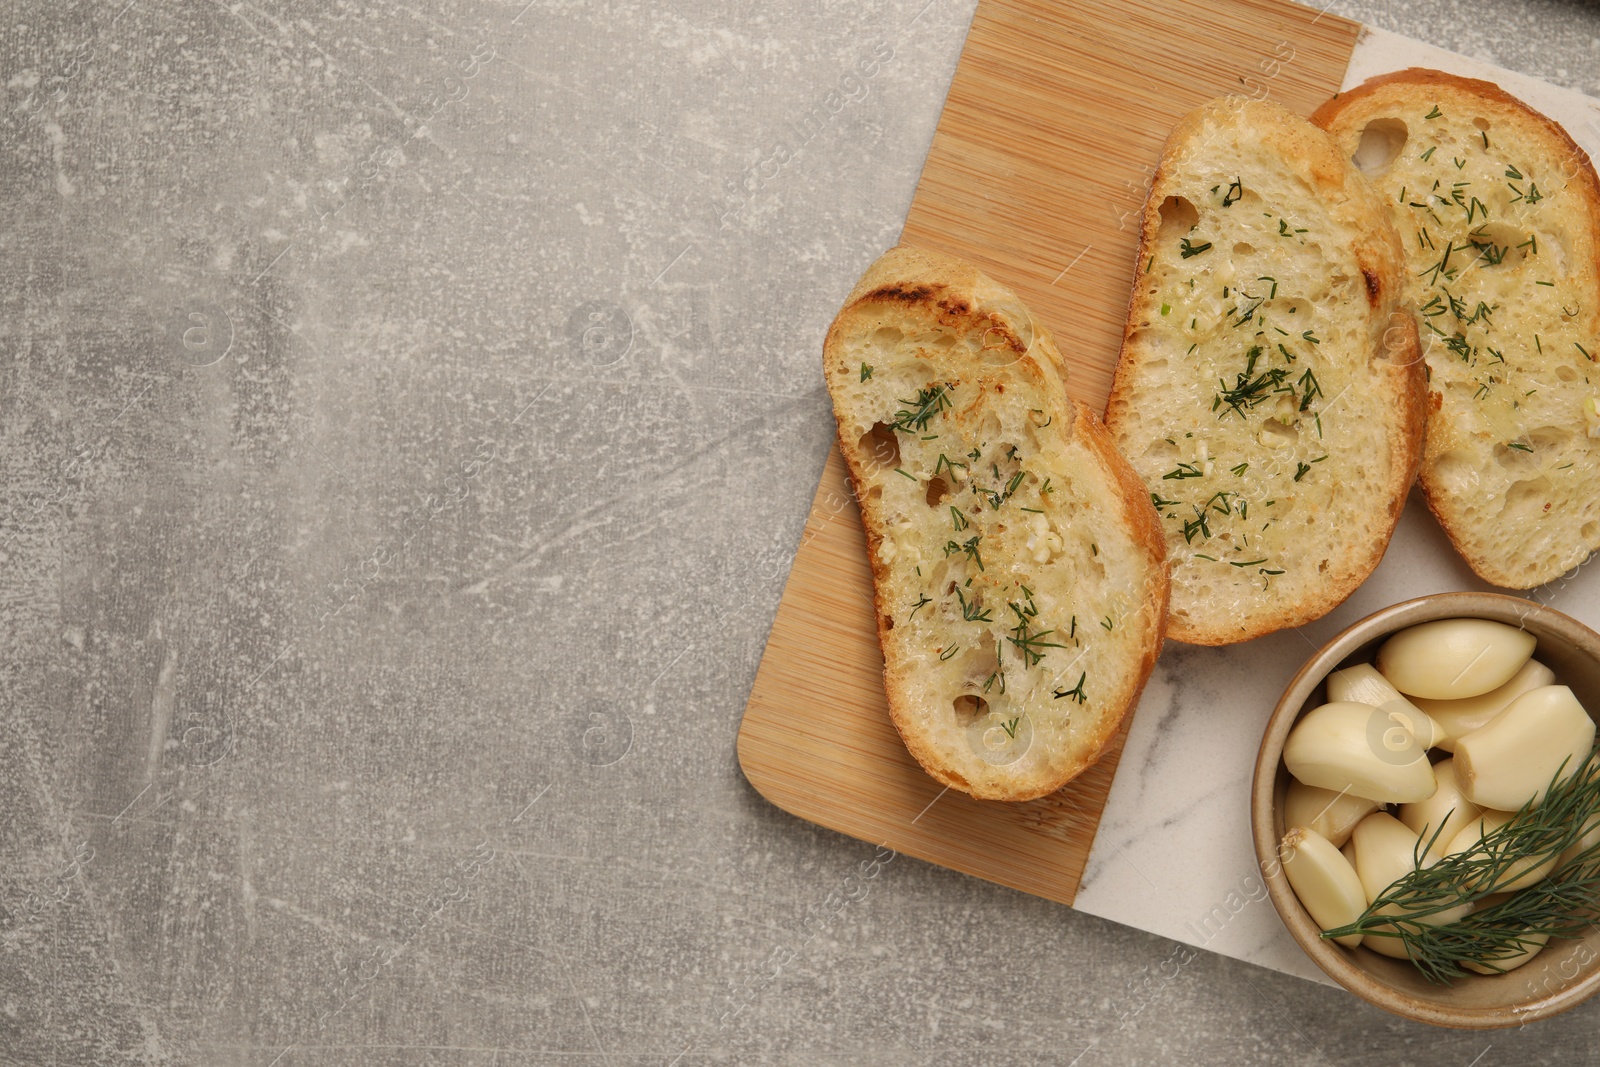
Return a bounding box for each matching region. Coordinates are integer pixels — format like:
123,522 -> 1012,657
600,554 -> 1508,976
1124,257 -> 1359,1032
737,0 -> 1361,905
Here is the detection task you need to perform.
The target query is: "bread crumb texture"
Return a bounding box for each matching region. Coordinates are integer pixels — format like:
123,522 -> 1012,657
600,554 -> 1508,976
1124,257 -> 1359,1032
824,246 -> 1167,801
1315,69 -> 1600,588
1108,99 -> 1422,645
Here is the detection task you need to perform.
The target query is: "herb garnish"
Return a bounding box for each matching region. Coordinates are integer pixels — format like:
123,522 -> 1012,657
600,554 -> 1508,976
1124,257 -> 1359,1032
1213,345 -> 1290,419
955,586 -> 992,623
1053,672 -> 1088,705
1005,598 -> 1063,667
1322,749 -> 1600,984
943,535 -> 985,571
1296,368 -> 1323,411
892,384 -> 951,433
934,453 -> 968,480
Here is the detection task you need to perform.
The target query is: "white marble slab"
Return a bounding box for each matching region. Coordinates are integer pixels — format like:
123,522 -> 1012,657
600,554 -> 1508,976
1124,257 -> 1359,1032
1072,28 -> 1600,987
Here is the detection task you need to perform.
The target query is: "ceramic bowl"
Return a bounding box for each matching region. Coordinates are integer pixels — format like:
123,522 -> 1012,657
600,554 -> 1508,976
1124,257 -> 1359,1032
1252,592 -> 1600,1028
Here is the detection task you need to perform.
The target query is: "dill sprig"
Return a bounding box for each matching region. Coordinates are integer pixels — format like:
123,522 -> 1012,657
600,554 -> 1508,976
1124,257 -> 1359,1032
892,384 -> 951,433
1053,671 -> 1088,705
943,535 -> 985,571
1296,368 -> 1323,412
1181,505 -> 1212,544
954,586 -> 992,623
933,453 -> 968,480
1213,345 -> 1291,419
1321,748 -> 1600,984
1420,239 -> 1456,286
1005,598 -> 1064,667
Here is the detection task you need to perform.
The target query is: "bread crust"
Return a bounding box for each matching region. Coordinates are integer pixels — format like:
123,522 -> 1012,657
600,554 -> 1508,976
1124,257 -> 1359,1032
824,245 -> 1169,801
1106,98 -> 1425,645
1310,68 -> 1593,168
1315,69 -> 1600,588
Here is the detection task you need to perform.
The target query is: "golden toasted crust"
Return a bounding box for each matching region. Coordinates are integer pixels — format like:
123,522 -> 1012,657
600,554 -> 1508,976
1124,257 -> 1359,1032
824,245 -> 1169,801
1311,68 -> 1592,165
1315,69 -> 1600,588
1106,98 -> 1425,645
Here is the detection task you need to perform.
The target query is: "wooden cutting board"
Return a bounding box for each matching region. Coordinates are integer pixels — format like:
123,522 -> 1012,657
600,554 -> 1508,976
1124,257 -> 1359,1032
736,0 -> 1361,905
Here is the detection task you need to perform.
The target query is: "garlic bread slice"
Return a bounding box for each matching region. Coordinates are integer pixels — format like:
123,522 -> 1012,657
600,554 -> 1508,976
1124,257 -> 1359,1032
1314,69 -> 1600,588
1107,98 -> 1425,645
823,246 -> 1169,801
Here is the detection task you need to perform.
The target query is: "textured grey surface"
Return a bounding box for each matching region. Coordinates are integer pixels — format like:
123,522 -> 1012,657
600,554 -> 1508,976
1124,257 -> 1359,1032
2,0 -> 1599,1064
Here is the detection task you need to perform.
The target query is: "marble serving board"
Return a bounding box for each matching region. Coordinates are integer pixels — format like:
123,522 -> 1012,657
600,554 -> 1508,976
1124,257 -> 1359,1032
737,0 -> 1600,986
1074,25 -> 1600,987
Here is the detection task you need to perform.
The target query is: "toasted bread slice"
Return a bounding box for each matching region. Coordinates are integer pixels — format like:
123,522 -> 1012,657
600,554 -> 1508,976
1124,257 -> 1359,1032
1105,98 -> 1426,646
823,246 -> 1169,801
1314,69 -> 1600,588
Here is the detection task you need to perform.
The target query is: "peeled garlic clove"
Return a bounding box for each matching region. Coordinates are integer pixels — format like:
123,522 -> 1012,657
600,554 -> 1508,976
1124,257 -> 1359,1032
1284,780 -> 1380,848
1326,664 -> 1439,748
1281,826 -> 1366,949
1376,619 -> 1537,699
1462,931 -> 1550,974
1399,759 -> 1485,863
1445,810 -> 1561,892
1283,701 -> 1438,804
1326,663 -> 1393,707
1351,812 -> 1473,940
1351,812 -> 1429,903
1454,685 -> 1596,811
1414,659 -> 1557,753
1359,887 -> 1476,959
1363,930 -> 1418,959
1559,813 -> 1600,869
1456,893 -> 1546,974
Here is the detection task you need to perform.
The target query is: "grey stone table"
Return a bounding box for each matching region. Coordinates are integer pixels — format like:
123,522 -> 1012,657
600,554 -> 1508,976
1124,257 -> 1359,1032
2,1 -> 1598,1064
